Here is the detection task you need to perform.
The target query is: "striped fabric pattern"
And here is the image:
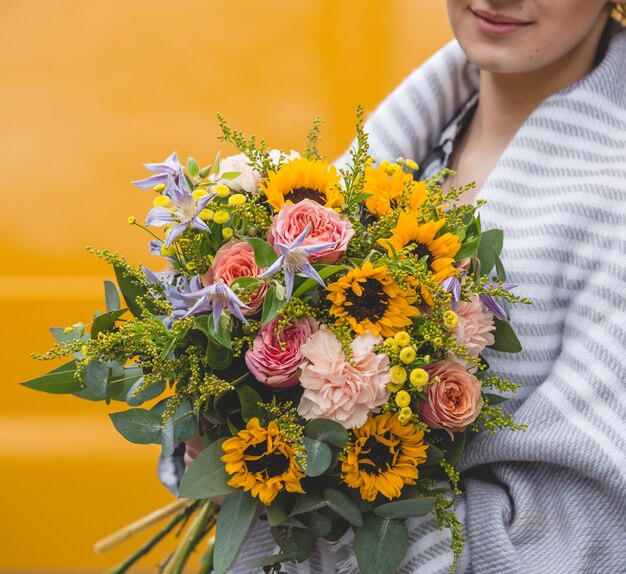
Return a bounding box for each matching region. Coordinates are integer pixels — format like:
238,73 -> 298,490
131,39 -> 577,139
232,27 -> 626,573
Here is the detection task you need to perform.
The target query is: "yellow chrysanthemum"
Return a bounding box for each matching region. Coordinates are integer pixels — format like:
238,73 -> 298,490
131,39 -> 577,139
260,157 -> 344,212
378,210 -> 460,289
342,412 -> 428,502
326,260 -> 419,337
221,418 -> 305,506
363,165 -> 411,217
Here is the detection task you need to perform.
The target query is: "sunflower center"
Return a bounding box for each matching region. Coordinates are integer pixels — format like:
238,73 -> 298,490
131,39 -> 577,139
360,434 -> 398,474
287,186 -> 325,205
243,442 -> 291,477
343,278 -> 389,322
408,241 -> 434,271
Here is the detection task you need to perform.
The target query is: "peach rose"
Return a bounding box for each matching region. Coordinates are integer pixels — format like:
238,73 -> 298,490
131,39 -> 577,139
419,360 -> 483,433
454,294 -> 495,357
297,326 -> 390,429
268,199 -> 353,264
245,315 -> 318,388
202,240 -> 267,314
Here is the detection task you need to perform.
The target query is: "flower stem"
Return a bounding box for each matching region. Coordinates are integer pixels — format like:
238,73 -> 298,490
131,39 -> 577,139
161,500 -> 217,574
94,499 -> 195,554
103,500 -> 200,574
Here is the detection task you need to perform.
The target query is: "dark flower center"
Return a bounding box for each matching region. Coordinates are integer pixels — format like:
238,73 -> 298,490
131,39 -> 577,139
407,241 -> 434,271
360,434 -> 398,475
343,277 -> 389,323
244,442 -> 291,477
287,186 -> 325,204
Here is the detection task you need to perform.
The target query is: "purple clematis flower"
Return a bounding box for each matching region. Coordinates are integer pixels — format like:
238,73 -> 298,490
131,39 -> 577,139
145,170 -> 215,248
259,224 -> 334,301
480,281 -> 517,321
177,279 -> 250,331
440,276 -> 462,311
132,151 -> 182,190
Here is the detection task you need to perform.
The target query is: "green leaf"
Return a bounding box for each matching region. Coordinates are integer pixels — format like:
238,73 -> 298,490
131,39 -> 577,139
179,438 -> 236,499
266,499 -> 289,527
245,553 -> 297,570
455,236 -> 480,261
303,437 -> 332,477
289,492 -> 326,517
236,385 -> 264,423
261,285 -> 285,325
324,488 -> 363,527
305,418 -> 348,448
444,430 -> 466,466
213,491 -> 258,574
194,314 -> 232,350
304,510 -> 333,537
104,280 -> 121,312
374,497 -> 436,519
113,265 -> 152,319
271,525 -> 316,563
220,171 -> 241,180
423,444 -> 444,467
21,360 -> 81,394
187,156 -> 200,178
493,250 -> 507,282
354,515 -> 409,574
292,264 -> 346,299
244,237 -> 278,268
483,392 -> 508,405
230,276 -> 263,293
150,397 -> 198,442
161,415 -> 175,457
109,408 -> 162,444
91,308 -> 127,339
206,336 -> 233,370
126,377 -> 165,406
84,361 -> 112,401
477,229 -> 504,275
490,318 -> 522,353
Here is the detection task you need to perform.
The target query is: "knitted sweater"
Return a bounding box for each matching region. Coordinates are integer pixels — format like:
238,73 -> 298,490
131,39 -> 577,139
229,24 -> 626,574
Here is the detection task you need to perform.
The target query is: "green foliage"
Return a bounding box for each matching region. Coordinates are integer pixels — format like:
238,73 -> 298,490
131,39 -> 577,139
354,515 -> 409,574
243,237 -> 278,268
21,360 -> 81,394
323,488 -> 363,527
261,285 -> 286,324
304,115 -> 325,161
304,418 -> 348,448
303,436 -> 332,477
491,318 -> 522,353
179,438 -> 236,500
104,280 -> 121,312
476,228 -> 504,276
374,497 -> 436,519
109,408 -> 163,444
213,491 -> 258,574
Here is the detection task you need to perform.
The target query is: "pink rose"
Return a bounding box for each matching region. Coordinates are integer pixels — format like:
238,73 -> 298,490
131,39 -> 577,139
202,240 -> 267,314
245,316 -> 318,388
268,199 -> 353,264
454,294 -> 496,357
419,360 -> 483,433
297,326 -> 390,429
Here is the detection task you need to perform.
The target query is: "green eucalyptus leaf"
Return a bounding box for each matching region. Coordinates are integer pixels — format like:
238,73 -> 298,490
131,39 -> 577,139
245,553 -> 297,570
236,384 -> 264,422
213,491 -> 258,574
493,250 -> 507,282
113,265 -> 156,319
354,516 -> 409,574
244,237 -> 278,268
125,377 -> 165,406
21,360 -> 81,394
91,308 -> 127,339
109,408 -> 162,444
179,438 -> 236,499
305,418 -> 348,448
289,492 -> 326,517
303,437 -> 332,477
323,488 -> 363,527
423,444 -> 444,467
490,318 -> 522,353
161,415 -> 175,457
271,525 -> 316,563
266,499 -> 289,527
476,228 -> 503,275
304,510 -> 333,537
374,497 -> 437,519
455,237 -> 480,261
84,361 -> 112,401
104,280 -> 121,312
444,430 -> 466,466
483,392 -> 508,405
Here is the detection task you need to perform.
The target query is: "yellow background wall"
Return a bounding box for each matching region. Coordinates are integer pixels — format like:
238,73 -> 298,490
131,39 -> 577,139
1,1 -> 451,571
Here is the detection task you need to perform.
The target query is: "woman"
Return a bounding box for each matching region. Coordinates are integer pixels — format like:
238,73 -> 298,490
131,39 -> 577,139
164,2 -> 626,572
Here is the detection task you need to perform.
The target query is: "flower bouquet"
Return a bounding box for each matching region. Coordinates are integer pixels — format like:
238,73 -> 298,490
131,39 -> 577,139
24,110 -> 528,574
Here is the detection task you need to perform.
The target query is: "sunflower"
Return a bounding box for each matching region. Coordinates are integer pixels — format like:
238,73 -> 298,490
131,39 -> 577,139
377,210 -> 460,285
260,157 -> 344,212
221,417 -> 305,505
363,164 -> 411,217
326,259 -> 419,337
342,412 -> 428,501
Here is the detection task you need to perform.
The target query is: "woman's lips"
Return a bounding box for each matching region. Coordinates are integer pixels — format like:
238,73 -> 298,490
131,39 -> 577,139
471,9 -> 533,36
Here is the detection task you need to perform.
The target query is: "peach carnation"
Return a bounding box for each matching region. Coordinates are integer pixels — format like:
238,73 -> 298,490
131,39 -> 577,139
202,240 -> 267,314
297,326 -> 390,429
419,360 -> 483,433
454,294 -> 496,357
268,199 -> 353,265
